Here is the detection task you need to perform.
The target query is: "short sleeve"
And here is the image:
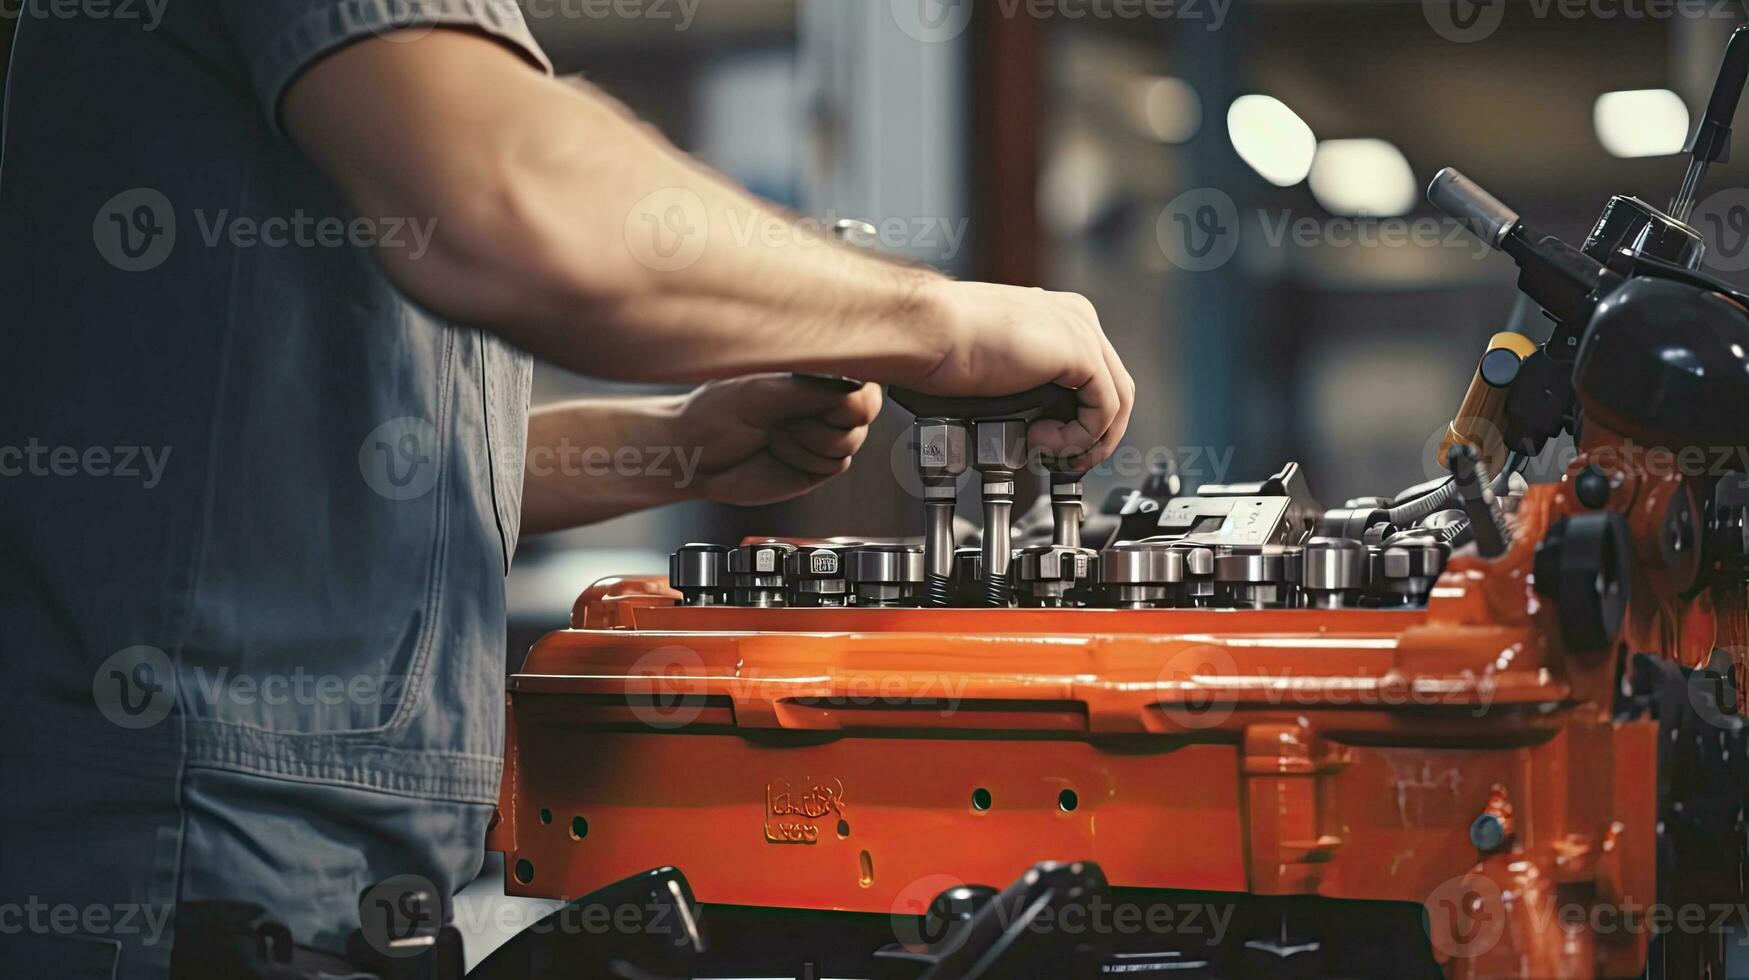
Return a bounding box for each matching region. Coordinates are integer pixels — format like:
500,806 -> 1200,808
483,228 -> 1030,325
217,0 -> 555,138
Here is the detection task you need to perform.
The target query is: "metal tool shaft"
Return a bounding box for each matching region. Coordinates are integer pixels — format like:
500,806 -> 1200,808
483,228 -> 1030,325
981,489 -> 1013,607
1449,445 -> 1510,558
1050,472 -> 1083,549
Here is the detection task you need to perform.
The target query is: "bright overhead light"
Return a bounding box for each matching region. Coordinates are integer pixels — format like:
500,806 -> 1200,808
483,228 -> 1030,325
1309,139 -> 1418,217
1594,89 -> 1689,158
1127,76 -> 1202,144
1226,94 -> 1316,186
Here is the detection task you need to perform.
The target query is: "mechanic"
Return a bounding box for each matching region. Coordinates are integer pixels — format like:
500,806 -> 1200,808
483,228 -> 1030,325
0,3 -> 1134,978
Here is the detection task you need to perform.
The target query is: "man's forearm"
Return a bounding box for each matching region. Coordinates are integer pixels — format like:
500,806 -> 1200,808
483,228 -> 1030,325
520,397 -> 692,535
483,92 -> 954,384
522,375 -> 883,535
286,33 -> 955,387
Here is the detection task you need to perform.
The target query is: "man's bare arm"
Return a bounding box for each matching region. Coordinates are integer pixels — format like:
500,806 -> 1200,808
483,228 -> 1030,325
520,377 -> 883,535
283,30 -> 1134,463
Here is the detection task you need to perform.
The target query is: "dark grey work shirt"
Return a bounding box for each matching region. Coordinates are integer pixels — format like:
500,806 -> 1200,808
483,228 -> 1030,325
0,3 -> 550,976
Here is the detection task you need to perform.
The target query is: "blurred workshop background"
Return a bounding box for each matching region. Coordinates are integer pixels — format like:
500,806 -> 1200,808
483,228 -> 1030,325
493,0 -> 1749,655
4,1 -> 1737,653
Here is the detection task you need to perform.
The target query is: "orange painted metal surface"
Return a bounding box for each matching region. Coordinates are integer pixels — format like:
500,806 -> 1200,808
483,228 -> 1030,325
493,450 -> 1746,978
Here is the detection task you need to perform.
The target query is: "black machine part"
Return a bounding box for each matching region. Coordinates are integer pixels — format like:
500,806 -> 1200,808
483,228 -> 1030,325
1670,25 -> 1749,218
1428,167 -> 1620,352
1430,167 -> 1749,460
1426,28 -> 1749,457
886,383 -> 1080,428
874,861 -> 1113,979
1572,276 -> 1749,449
1615,651 -> 1748,977
170,868 -> 706,979
469,867 -> 705,980
1582,195 -> 1705,270
1447,445 -> 1510,559
1532,512 -> 1632,657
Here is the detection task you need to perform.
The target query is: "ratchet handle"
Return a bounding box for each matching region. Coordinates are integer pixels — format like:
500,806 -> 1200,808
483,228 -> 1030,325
1428,167 -> 1520,250
887,383 -> 1080,422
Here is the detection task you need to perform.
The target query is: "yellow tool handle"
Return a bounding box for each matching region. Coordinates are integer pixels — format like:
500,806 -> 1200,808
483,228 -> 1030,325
1437,331 -> 1538,477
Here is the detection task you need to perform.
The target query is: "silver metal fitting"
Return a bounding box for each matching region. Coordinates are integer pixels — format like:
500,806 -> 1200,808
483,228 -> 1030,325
1013,545 -> 1098,607
1215,544 -> 1299,609
1371,532 -> 1449,605
848,544 -> 925,607
784,545 -> 852,607
727,541 -> 795,607
914,418 -> 969,501
668,543 -> 729,606
1167,542 -> 1217,606
1098,542 -> 1185,608
1300,537 -> 1368,609
973,418 -> 1029,476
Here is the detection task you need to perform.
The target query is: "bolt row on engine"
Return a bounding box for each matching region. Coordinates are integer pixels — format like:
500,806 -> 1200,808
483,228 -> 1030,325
668,533 -> 1449,610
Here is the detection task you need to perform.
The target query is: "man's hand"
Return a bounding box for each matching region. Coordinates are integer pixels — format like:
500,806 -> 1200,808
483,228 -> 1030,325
519,376 -> 882,534
914,281 -> 1135,469
679,375 -> 883,507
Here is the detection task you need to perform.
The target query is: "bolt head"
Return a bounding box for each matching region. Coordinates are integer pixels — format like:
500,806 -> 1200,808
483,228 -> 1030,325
1574,466 -> 1611,510
728,542 -> 793,574
1015,545 -> 1097,584
974,418 -> 1029,471
785,545 -> 846,581
1382,533 -> 1447,578
914,419 -> 969,482
1469,813 -> 1506,851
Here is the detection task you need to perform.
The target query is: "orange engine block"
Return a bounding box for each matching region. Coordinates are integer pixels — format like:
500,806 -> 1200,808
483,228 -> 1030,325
489,452 -> 1748,979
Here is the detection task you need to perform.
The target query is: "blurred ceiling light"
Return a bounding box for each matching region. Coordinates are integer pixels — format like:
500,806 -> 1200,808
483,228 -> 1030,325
1308,139 -> 1418,217
1127,76 -> 1202,143
1039,131 -> 1114,237
1593,89 -> 1690,158
1226,94 -> 1316,186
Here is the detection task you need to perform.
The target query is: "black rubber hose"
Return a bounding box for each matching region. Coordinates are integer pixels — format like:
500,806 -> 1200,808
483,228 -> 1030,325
1387,479 -> 1457,526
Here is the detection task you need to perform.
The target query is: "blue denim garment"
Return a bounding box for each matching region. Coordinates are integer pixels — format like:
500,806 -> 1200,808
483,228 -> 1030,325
0,2 -> 550,976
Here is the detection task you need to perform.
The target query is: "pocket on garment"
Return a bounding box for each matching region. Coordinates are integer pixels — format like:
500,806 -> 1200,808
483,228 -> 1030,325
176,318 -> 459,737
479,331 -> 533,574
